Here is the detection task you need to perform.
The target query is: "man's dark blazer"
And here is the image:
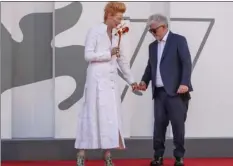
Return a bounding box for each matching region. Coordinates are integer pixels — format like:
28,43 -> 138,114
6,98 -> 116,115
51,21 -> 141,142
141,31 -> 193,99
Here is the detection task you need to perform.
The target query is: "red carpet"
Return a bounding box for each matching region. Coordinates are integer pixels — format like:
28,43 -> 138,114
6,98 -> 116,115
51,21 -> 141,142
2,158 -> 233,166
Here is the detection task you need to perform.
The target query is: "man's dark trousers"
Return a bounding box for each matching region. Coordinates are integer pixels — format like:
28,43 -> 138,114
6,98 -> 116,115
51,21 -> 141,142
153,87 -> 189,158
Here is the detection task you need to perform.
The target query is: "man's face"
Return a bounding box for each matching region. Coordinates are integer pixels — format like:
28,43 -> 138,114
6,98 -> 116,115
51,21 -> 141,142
149,22 -> 166,41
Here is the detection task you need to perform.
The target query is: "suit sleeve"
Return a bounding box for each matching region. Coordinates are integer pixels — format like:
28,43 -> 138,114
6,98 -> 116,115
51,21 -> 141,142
84,28 -> 112,62
141,45 -> 152,86
178,36 -> 192,86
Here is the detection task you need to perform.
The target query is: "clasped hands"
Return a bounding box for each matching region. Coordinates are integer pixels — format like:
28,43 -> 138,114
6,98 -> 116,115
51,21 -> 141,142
130,81 -> 189,94
130,81 -> 147,92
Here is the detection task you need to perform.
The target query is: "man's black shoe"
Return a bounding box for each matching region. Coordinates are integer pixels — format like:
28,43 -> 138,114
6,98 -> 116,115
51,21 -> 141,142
174,157 -> 184,166
150,157 -> 163,166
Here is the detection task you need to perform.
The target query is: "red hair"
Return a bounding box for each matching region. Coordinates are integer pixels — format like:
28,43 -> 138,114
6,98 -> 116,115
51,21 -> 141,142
104,2 -> 126,21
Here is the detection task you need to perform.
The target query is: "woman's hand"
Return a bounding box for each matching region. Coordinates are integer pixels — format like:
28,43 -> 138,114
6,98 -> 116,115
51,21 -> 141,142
131,82 -> 138,91
111,47 -> 120,57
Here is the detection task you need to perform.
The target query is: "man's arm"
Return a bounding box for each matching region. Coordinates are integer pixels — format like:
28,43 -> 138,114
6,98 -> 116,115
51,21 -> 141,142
178,36 -> 192,86
141,59 -> 151,87
140,43 -> 153,90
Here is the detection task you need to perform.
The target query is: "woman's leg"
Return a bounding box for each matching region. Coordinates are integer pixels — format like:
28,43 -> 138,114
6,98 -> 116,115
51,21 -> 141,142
103,150 -> 114,166
118,131 -> 124,149
76,149 -> 85,166
77,149 -> 85,156
103,149 -> 111,157
103,130 -> 125,165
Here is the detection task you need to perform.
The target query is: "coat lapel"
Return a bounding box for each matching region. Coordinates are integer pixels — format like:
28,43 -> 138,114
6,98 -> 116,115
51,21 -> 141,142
161,32 -> 173,61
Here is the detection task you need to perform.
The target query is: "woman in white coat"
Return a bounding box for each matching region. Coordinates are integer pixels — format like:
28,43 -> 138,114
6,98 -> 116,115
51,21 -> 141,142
75,2 -> 137,166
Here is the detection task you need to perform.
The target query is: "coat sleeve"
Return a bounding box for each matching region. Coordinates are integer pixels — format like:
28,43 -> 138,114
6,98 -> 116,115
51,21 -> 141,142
84,28 -> 112,62
177,36 -> 192,86
141,59 -> 151,87
141,44 -> 152,87
117,36 -> 135,85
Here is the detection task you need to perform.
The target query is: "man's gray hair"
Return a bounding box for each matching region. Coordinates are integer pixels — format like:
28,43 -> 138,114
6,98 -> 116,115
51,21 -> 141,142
147,14 -> 169,27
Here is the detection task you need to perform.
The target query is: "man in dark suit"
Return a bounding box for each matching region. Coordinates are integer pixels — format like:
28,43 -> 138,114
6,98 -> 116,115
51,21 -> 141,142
138,14 -> 193,166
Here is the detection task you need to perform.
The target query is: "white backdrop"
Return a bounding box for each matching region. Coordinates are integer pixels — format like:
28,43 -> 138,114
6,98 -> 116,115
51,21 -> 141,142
170,2 -> 233,137
1,2 -> 168,139
1,2 -> 55,139
2,2 -> 233,139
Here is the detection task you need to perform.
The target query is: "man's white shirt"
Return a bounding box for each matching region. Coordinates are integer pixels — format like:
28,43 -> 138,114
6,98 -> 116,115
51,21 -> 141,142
156,30 -> 170,87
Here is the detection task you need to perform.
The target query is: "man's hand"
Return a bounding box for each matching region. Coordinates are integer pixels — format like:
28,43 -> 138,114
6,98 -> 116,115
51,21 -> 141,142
177,85 -> 189,94
131,82 -> 138,91
138,81 -> 147,91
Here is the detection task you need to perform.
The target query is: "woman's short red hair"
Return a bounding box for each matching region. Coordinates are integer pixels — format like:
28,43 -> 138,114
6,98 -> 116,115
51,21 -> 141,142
104,2 -> 126,21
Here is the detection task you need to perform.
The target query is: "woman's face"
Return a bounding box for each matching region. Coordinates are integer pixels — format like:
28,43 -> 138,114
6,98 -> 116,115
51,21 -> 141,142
108,12 -> 123,28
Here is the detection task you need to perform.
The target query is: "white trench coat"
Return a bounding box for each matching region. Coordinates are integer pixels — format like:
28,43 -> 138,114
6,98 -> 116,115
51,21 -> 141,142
74,23 -> 135,149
